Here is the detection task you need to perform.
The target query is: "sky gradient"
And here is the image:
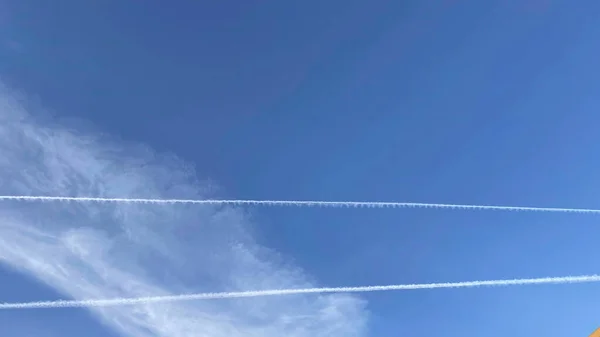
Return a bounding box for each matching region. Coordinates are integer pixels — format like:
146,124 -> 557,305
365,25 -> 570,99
1,1 -> 600,336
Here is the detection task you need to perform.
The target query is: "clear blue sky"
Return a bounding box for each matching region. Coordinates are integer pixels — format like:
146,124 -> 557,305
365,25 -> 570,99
1,1 -> 600,336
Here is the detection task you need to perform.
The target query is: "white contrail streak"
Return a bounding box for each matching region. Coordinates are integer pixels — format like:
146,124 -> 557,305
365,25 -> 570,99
1,274 -> 599,310
0,195 -> 600,214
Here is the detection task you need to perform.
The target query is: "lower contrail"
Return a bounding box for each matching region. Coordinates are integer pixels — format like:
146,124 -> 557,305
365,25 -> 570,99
1,274 -> 599,309
1,195 -> 600,214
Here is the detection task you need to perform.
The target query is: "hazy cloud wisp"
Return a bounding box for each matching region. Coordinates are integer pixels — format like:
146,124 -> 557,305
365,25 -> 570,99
0,83 -> 368,337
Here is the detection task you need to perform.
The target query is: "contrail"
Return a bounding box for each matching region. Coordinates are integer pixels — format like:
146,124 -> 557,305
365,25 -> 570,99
0,195 -> 600,214
1,274 -> 599,310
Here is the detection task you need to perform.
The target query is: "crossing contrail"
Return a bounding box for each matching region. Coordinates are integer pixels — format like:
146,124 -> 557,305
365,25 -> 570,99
1,274 -> 599,309
0,195 -> 600,214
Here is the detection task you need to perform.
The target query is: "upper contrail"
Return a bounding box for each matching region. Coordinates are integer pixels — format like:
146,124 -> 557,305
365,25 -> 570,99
1,274 -> 599,309
0,195 -> 599,214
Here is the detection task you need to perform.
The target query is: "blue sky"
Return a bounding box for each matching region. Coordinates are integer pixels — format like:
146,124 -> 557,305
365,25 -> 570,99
1,0 -> 600,336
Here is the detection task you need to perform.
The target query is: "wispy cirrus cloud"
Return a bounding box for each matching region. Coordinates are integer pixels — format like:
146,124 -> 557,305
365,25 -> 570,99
0,82 -> 368,337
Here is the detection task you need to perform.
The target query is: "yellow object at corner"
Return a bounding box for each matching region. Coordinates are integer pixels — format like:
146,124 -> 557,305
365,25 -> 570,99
590,328 -> 600,337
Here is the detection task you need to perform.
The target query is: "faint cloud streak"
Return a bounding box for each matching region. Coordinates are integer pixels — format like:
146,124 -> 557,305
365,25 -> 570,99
0,81 -> 368,337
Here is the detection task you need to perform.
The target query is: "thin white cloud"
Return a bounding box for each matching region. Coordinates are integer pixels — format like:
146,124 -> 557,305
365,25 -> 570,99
3,273 -> 600,309
0,195 -> 597,214
0,82 -> 368,337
